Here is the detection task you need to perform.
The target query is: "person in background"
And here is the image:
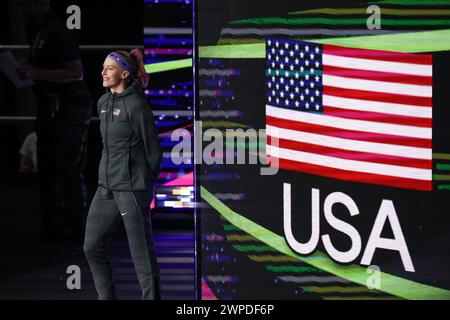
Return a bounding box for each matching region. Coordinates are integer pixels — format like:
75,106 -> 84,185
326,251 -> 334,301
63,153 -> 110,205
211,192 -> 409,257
17,0 -> 93,255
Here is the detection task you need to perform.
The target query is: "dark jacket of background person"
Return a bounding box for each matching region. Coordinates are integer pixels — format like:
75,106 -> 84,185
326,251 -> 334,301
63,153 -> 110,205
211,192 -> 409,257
29,10 -> 92,239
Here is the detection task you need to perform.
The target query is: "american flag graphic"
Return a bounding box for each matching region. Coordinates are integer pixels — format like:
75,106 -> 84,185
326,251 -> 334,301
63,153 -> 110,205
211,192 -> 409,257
265,38 -> 433,191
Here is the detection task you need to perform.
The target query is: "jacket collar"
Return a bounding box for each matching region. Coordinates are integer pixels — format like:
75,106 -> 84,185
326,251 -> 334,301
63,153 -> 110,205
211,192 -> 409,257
106,80 -> 142,99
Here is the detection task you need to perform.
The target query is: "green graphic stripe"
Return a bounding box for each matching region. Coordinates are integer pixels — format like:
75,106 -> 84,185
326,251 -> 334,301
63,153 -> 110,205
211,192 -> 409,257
304,286 -> 383,293
437,185 -> 450,190
202,120 -> 251,129
218,38 -> 274,45
199,29 -> 450,58
229,17 -> 450,26
433,174 -> 450,181
288,8 -> 450,15
266,265 -> 326,273
145,58 -> 192,74
201,186 -> 450,300
434,153 -> 450,160
436,164 -> 450,171
200,43 -> 265,58
233,245 -> 277,252
249,255 -> 300,262
223,224 -> 241,231
369,0 -> 450,6
324,296 -> 400,300
226,234 -> 258,241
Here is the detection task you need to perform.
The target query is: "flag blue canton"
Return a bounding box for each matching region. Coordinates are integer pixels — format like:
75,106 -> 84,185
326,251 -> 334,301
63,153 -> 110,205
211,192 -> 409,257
266,38 -> 323,113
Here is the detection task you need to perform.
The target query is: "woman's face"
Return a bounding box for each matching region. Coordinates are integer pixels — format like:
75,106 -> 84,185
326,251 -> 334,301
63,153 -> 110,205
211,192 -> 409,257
101,57 -> 128,88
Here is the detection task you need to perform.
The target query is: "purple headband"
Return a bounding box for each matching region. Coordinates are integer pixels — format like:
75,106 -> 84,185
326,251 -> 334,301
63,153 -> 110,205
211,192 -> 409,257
107,52 -> 134,74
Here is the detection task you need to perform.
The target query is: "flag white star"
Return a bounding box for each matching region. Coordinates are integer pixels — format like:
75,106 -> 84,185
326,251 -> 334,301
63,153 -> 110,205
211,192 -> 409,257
276,56 -> 279,61
290,93 -> 294,99
280,49 -> 284,55
300,66 -> 304,72
280,63 -> 284,69
268,54 -> 271,60
295,101 -> 300,107
295,73 -> 299,79
295,87 -> 300,93
280,91 -> 285,98
315,75 -> 320,82
295,58 -> 299,65
272,62 -> 275,68
310,96 -> 315,102
305,74 -> 310,80
315,104 -> 320,110
290,50 -> 294,57
315,89 -> 319,96
285,85 -> 289,91
305,88 -> 310,94
276,84 -> 280,90
276,98 -> 280,103
284,57 -> 289,63
268,39 -> 272,46
310,67 -> 314,74
276,70 -> 280,76
315,47 -> 320,53
272,76 -> 275,82
290,65 -> 294,71
290,79 -> 294,85
285,42 -> 289,49
276,41 -> 279,47
315,61 -> 319,68
305,60 -> 310,66
300,51 -> 304,58
306,102 -> 310,108
305,45 -> 309,52
310,53 -> 314,59
272,90 -> 276,96
310,82 -> 315,88
285,99 -> 289,105
280,77 -> 284,84
300,94 -> 304,101
272,48 -> 275,54
300,80 -> 304,86
268,82 -> 272,88
268,96 -> 272,102
295,44 -> 299,50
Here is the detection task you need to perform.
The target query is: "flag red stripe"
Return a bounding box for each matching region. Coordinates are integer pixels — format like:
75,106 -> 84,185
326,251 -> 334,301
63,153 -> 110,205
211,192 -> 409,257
266,115 -> 432,148
324,106 -> 432,128
267,136 -> 432,169
324,86 -> 432,107
323,65 -> 432,86
323,44 -> 432,65
270,156 -> 432,191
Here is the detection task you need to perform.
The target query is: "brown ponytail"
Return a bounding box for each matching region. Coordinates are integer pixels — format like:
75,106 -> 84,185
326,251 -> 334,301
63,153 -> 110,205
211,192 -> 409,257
129,49 -> 149,88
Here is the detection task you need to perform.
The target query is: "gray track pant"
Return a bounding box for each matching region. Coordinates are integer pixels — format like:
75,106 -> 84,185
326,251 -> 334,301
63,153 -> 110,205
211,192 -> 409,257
84,185 -> 160,300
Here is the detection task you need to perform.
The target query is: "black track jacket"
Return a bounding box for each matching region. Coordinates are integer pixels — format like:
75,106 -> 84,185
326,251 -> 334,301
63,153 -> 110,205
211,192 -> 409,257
97,80 -> 162,191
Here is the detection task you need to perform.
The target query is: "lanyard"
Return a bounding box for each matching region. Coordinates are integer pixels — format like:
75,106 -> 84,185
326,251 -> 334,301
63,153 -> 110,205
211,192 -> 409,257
31,30 -> 43,64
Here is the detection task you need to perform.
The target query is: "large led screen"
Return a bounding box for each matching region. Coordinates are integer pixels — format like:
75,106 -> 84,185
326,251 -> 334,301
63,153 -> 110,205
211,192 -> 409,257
196,0 -> 450,300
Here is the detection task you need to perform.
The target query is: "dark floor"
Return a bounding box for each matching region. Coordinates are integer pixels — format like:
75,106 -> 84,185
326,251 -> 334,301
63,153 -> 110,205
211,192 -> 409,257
0,175 -> 195,300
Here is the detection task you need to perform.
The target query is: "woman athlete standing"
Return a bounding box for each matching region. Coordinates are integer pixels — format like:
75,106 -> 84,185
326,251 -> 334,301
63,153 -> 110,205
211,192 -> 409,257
84,49 -> 162,300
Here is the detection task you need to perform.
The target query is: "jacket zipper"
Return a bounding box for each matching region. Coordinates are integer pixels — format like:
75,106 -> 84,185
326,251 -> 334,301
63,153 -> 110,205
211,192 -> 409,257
105,95 -> 113,189
128,136 -> 134,191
